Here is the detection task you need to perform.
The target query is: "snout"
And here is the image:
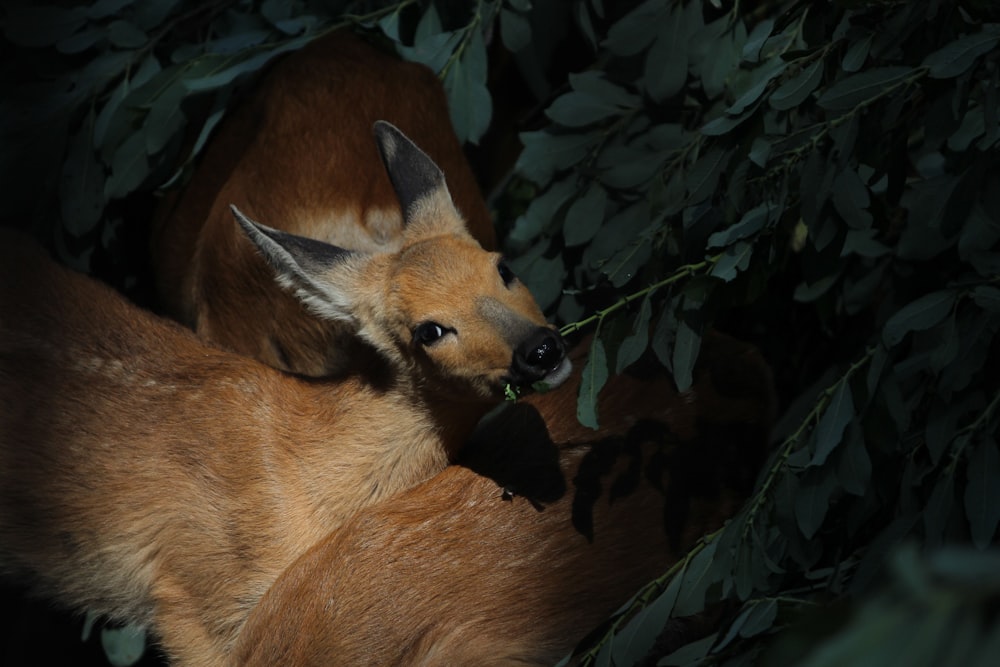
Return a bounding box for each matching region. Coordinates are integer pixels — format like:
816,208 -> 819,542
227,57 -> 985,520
509,327 -> 571,389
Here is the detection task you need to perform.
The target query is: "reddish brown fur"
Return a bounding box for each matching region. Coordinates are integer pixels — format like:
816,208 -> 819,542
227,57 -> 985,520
232,334 -> 776,666
0,209 -> 557,667
152,31 -> 495,376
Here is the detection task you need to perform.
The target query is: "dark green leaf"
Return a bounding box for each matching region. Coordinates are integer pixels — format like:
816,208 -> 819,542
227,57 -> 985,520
923,475 -> 955,548
597,144 -> 662,189
104,131 -> 149,199
700,103 -> 760,136
546,91 -> 623,127
923,27 -> 1000,79
836,422 -> 870,496
443,29 -> 492,144
794,469 -> 837,540
660,632 -> 718,666
739,598 -> 779,638
568,71 -> 641,109
605,237 -> 653,287
831,167 -> 872,230
185,39 -> 309,92
516,131 -> 598,185
509,178 -> 574,244
651,309 -> 673,368
604,0 -> 662,57
611,563 -> 685,665
686,148 -> 732,203
728,60 -> 786,115
812,382 -> 854,467
816,67 -> 914,110
60,122 -> 106,236
644,5 -> 688,101
615,294 -> 652,373
710,240 -> 754,282
673,538 -> 720,616
672,317 -> 701,392
108,19 -> 147,48
577,337 -> 609,430
143,81 -> 186,155
57,27 -> 106,54
749,137 -> 772,167
707,204 -> 770,248
964,437 -> 1000,550
500,8 -> 531,52
563,185 -> 607,247
742,19 -> 774,63
842,33 -> 873,72
882,290 -> 958,348
972,286 -> 1000,313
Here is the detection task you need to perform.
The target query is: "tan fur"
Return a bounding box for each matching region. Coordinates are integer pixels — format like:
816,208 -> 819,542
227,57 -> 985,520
0,206 -> 561,667
152,31 -> 495,377
232,333 -> 776,666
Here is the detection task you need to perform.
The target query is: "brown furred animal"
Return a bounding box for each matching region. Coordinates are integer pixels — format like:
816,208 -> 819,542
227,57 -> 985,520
232,333 -> 775,666
0,125 -> 567,667
152,31 -> 495,377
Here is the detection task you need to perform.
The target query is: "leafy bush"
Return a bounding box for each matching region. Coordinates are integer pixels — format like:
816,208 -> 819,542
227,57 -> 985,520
1,0 -> 998,665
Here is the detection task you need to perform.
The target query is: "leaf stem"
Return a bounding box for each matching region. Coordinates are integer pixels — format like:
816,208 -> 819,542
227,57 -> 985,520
559,254 -> 722,337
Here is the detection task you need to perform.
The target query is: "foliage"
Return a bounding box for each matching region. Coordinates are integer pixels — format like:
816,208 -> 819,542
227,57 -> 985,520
2,0 -> 999,665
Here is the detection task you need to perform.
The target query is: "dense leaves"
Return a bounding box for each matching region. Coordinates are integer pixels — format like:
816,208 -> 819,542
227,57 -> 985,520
2,0 -> 999,665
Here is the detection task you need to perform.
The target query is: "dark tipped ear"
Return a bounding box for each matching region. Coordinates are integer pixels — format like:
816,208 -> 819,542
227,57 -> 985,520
232,205 -> 357,323
373,120 -> 452,225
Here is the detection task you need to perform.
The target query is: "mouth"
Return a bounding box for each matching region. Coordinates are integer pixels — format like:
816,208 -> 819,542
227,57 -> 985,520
502,355 -> 573,398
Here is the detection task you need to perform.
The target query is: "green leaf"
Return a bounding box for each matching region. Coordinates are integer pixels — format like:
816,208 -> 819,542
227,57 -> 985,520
811,382 -> 854,467
500,8 -> 531,52
644,5 -> 688,101
672,317 -> 701,392
108,19 -> 147,48
831,167 -> 872,229
516,131 -> 597,185
923,475 -> 955,548
443,29 -> 492,144
816,67 -> 914,110
748,137 -> 772,167
563,185 -> 607,247
727,60 -> 786,115
842,33 -> 873,73
673,539 -> 720,616
104,131 -> 149,199
604,237 -> 653,288
794,468 -> 837,539
660,632 -> 718,666
836,422 -> 870,496
882,290 -> 959,348
509,178 -> 575,244
569,71 -> 641,109
59,121 -> 107,236
923,27 -> 1000,79
739,598 -> 779,638
710,240 -> 754,282
742,19 -> 774,63
603,0 -> 662,57
143,81 -> 187,155
597,144 -> 663,190
577,337 -> 608,430
972,285 -> 1000,313
707,204 -> 770,248
615,294 -> 652,373
185,39 -> 309,92
546,91 -> 623,127
685,147 -> 732,204
964,437 -> 1000,550
610,564 -> 685,665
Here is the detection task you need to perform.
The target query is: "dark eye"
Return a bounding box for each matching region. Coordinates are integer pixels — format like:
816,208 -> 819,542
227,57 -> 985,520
497,259 -> 516,287
413,322 -> 447,346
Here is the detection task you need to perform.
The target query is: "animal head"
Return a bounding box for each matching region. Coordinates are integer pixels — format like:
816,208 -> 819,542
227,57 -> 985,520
234,121 -> 570,401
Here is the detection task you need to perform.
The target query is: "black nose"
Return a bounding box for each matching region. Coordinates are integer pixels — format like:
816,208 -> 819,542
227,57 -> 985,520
511,328 -> 566,385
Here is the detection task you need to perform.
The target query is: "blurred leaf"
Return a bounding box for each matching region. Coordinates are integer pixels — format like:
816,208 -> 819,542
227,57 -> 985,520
817,67 -> 914,110
644,4 -> 689,101
674,538 -> 720,616
836,422 -> 871,496
143,81 -> 187,154
842,33 -> 873,72
964,437 -> 1000,550
794,468 -> 838,540
743,19 -> 774,63
831,167 -> 872,229
603,0 -> 662,57
812,382 -> 855,467
611,564 -> 685,666
3,5 -> 87,47
707,204 -> 770,248
108,19 -> 147,48
517,130 -> 598,185
577,336 -> 608,429
923,27 -> 1000,79
546,91 -> 625,127
728,60 -> 786,115
661,632 -> 718,666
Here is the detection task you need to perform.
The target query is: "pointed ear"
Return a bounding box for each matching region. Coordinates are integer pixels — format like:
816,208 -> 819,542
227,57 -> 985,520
373,120 -> 464,235
232,205 -> 358,323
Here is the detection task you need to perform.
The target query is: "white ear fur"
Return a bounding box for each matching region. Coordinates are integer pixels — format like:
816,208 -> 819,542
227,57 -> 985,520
232,205 -> 360,325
